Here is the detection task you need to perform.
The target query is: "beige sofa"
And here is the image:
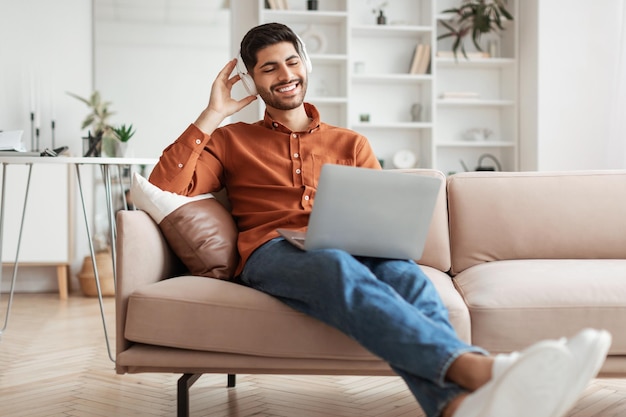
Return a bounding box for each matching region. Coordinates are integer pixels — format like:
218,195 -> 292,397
115,170 -> 626,417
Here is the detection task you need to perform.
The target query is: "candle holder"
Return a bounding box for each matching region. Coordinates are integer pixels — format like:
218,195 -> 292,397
30,112 -> 35,151
51,120 -> 56,149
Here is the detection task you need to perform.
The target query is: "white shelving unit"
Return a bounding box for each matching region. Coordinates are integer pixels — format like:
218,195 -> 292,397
257,0 -> 350,127
245,0 -> 518,173
348,0 -> 434,169
434,0 -> 518,174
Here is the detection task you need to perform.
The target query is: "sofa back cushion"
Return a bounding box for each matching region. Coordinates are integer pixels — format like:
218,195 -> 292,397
395,169 -> 451,272
447,171 -> 626,275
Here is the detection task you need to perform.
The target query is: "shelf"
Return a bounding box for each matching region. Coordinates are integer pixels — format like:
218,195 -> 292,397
435,13 -> 513,23
436,57 -> 515,68
351,24 -> 432,37
437,99 -> 515,107
262,10 -> 348,23
437,141 -> 516,148
352,73 -> 431,83
307,96 -> 348,104
435,13 -> 456,21
310,54 -> 348,62
352,122 -> 433,129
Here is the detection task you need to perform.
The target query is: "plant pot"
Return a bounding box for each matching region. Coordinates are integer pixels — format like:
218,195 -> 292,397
78,250 -> 115,297
115,141 -> 132,157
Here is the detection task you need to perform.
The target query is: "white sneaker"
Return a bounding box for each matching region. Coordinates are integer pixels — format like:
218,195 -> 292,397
552,328 -> 612,417
452,340 -> 574,417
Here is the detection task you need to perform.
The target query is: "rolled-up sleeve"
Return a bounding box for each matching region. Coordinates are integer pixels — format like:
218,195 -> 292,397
149,124 -> 223,196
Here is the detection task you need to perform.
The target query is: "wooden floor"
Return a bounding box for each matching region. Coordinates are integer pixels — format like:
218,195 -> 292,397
1,293 -> 626,417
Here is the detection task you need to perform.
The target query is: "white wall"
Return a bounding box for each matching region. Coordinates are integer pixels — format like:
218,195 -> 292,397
0,0 -> 91,151
521,0 -> 625,171
93,2 -> 231,158
0,0 -> 93,292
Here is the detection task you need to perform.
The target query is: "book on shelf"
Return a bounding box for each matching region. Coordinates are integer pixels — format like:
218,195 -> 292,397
409,44 -> 431,75
416,44 -> 431,74
409,44 -> 423,74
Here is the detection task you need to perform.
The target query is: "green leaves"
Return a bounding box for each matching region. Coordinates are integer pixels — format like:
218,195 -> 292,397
68,91 -> 135,152
112,124 -> 136,143
437,0 -> 513,59
67,90 -> 116,141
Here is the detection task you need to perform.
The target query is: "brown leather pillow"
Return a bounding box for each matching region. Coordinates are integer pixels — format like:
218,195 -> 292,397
130,173 -> 239,279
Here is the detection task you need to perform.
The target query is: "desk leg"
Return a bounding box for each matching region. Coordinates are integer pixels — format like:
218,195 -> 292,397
101,165 -> 117,289
75,164 -> 115,363
0,163 -> 33,337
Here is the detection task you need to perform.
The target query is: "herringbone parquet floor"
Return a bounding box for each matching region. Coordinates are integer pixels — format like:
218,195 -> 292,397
1,293 -> 626,417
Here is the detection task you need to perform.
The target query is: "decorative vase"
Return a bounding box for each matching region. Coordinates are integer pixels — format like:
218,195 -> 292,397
78,250 -> 115,297
83,131 -> 102,157
377,10 -> 387,25
411,103 -> 422,122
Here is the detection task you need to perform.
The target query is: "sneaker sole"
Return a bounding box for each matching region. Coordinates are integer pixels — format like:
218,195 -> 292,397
480,341 -> 573,417
553,329 -> 612,417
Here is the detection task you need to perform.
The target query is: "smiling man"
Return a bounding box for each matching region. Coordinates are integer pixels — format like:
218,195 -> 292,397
149,23 -> 611,417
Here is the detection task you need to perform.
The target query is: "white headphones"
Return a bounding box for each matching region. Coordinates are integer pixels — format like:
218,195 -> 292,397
236,34 -> 312,96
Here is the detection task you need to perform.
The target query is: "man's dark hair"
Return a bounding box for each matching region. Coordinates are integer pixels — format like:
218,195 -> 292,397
240,23 -> 303,72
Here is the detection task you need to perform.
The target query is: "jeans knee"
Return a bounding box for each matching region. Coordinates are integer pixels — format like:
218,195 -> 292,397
307,249 -> 362,279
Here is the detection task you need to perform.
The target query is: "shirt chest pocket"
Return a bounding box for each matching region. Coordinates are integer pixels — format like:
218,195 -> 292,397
309,154 -> 354,187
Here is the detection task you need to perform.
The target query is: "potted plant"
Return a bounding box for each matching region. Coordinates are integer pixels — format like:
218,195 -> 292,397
110,123 -> 135,157
437,0 -> 513,59
67,90 -> 116,157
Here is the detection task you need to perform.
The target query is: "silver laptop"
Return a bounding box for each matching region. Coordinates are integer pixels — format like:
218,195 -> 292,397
277,164 -> 442,260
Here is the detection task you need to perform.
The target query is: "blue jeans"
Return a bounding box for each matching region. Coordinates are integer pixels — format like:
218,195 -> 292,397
240,238 -> 486,417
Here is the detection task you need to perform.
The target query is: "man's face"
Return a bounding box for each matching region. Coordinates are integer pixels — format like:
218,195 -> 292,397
252,41 -> 308,111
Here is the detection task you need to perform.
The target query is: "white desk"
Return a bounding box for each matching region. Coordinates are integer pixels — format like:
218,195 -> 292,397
0,156 -> 157,362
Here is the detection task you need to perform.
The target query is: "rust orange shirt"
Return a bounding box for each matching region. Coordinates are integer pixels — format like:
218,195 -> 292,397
149,103 -> 381,274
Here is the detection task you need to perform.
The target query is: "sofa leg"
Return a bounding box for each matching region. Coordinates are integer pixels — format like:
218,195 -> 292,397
177,373 -> 202,417
227,374 -> 236,387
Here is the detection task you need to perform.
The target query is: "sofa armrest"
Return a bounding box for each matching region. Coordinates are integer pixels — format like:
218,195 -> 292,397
115,210 -> 185,364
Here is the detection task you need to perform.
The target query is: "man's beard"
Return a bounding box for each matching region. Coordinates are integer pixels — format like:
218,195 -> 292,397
257,78 -> 308,111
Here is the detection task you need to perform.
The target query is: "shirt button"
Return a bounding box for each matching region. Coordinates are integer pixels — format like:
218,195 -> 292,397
292,133 -> 298,138
293,153 -> 299,158
195,139 -> 201,145
304,195 -> 310,201
178,163 -> 183,168
295,169 -> 301,174
272,122 -> 279,128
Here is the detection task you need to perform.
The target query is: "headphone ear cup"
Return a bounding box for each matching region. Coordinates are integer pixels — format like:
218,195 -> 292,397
296,34 -> 313,73
236,55 -> 258,96
303,52 -> 313,73
240,73 -> 258,96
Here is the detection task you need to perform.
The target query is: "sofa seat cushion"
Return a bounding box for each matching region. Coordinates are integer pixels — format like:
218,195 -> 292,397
125,266 -> 469,359
454,259 -> 626,354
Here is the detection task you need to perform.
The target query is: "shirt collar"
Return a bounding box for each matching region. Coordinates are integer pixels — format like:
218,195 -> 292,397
262,102 -> 321,134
